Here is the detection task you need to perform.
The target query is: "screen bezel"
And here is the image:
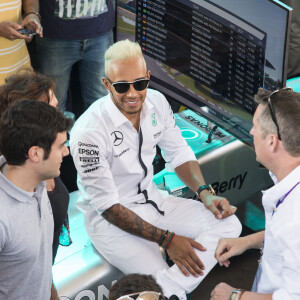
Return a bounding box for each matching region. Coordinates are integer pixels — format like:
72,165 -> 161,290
116,0 -> 292,148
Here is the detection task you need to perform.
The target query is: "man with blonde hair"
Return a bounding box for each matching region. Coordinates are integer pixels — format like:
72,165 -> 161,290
70,39 -> 241,299
211,88 -> 300,300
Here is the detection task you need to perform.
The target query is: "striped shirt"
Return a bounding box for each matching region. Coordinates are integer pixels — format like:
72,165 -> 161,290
0,0 -> 31,84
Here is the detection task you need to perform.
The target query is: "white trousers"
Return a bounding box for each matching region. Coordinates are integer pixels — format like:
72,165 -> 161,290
89,195 -> 242,299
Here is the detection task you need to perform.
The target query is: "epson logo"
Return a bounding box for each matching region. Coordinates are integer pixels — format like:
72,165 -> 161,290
79,148 -> 99,156
212,172 -> 247,194
185,116 -> 226,138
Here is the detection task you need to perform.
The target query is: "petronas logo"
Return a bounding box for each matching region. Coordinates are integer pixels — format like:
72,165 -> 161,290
152,113 -> 157,126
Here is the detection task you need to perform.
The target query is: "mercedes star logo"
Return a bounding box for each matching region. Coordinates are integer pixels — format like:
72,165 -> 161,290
111,131 -> 124,146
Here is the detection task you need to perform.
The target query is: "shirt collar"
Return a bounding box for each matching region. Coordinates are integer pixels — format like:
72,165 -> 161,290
105,92 -> 154,128
105,95 -> 131,128
262,164 -> 300,211
140,96 -> 154,118
0,156 -> 46,203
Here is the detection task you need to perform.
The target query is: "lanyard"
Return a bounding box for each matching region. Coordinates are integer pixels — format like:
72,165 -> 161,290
258,181 -> 300,265
272,181 -> 300,216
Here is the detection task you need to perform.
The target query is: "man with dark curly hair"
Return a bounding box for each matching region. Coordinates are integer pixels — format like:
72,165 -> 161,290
109,274 -> 165,300
0,100 -> 72,299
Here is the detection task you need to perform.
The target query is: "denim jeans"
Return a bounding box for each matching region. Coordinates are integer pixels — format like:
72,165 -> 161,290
36,31 -> 113,111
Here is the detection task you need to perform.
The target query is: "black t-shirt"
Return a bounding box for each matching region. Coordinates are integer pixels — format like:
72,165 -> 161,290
40,0 -> 115,39
47,177 -> 69,261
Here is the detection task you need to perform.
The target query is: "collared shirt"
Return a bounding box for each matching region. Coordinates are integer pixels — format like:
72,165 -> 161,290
255,165 -> 300,299
0,156 -> 53,300
70,89 -> 196,235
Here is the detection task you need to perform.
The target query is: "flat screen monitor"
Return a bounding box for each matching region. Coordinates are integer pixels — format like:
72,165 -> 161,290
116,0 -> 292,147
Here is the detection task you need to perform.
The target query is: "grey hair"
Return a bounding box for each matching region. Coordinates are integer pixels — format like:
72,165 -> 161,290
254,87 -> 300,155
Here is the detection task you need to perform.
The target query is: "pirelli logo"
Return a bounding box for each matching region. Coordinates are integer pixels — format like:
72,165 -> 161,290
79,157 -> 100,163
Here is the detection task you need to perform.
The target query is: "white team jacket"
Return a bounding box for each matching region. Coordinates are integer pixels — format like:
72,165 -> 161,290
70,89 -> 196,235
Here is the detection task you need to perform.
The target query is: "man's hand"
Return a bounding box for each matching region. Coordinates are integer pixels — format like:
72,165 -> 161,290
211,282 -> 235,300
201,191 -> 237,219
20,13 -> 43,37
215,237 -> 247,267
103,204 -> 206,277
166,234 -> 207,277
0,21 -> 29,40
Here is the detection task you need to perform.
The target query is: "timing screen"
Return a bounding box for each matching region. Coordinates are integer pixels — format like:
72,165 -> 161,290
136,0 -> 266,114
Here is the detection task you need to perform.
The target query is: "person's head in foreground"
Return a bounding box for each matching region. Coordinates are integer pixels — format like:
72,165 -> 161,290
0,68 -> 58,118
0,100 -> 72,180
109,274 -> 165,300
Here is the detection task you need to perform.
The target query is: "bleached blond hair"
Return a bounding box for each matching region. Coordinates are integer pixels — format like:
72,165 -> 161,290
105,39 -> 146,76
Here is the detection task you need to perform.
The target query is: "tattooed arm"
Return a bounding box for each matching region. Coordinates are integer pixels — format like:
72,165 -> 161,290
103,204 -> 166,243
102,204 -> 207,277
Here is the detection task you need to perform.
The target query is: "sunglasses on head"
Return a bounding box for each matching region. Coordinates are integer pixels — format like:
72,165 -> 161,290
107,77 -> 150,94
266,87 -> 293,141
116,291 -> 162,300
